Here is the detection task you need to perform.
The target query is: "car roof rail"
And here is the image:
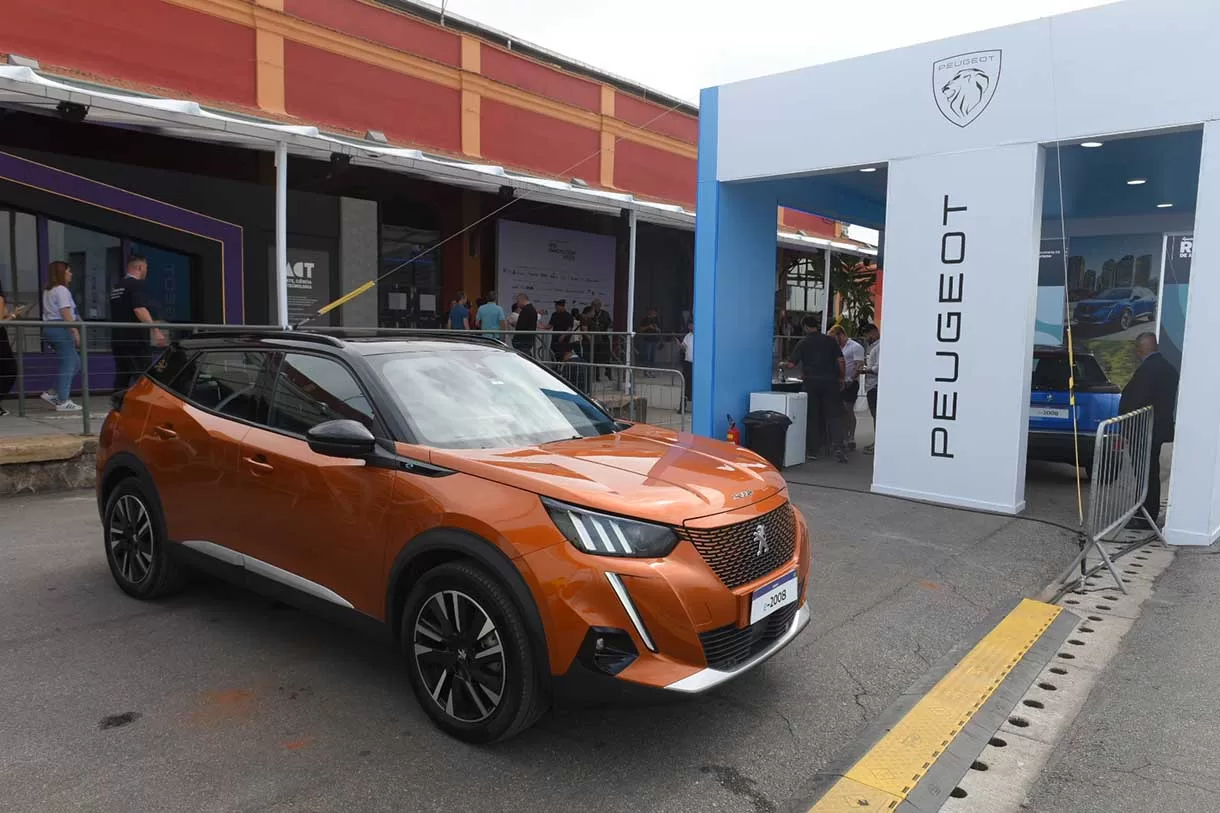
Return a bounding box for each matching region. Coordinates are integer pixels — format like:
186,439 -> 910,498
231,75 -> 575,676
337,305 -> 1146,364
323,329 -> 508,348
181,330 -> 346,348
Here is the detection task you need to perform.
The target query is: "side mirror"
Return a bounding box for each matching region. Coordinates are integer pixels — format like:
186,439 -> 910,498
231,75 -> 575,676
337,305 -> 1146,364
307,419 -> 376,459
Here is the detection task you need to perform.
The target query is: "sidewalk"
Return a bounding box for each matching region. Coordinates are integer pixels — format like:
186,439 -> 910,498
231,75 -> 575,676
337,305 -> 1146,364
1023,544 -> 1220,812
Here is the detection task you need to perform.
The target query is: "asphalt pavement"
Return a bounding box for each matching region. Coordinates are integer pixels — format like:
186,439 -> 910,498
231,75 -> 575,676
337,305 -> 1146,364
1023,542 -> 1220,812
0,484 -> 1080,813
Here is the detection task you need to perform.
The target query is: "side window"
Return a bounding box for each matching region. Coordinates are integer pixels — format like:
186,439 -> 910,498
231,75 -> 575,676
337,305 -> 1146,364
188,351 -> 275,423
146,345 -> 198,395
268,353 -> 376,436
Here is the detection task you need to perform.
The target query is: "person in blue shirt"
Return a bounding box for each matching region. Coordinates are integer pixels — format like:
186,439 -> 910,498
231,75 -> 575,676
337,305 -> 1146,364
448,292 -> 470,330
475,291 -> 507,340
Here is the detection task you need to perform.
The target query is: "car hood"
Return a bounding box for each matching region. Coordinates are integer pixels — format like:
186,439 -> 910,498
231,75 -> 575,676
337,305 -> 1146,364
421,424 -> 787,524
1076,298 -> 1121,308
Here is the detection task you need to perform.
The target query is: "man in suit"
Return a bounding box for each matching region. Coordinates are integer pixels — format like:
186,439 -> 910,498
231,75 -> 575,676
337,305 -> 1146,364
1119,332 -> 1179,529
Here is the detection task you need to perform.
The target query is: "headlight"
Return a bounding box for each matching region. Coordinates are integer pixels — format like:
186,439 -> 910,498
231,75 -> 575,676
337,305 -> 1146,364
543,498 -> 678,558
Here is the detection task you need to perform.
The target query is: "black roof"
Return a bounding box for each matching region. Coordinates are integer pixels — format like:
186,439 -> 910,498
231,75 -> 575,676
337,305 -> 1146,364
178,330 -> 509,353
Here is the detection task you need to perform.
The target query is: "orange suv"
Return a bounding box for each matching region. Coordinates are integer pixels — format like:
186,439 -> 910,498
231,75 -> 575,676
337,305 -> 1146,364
96,332 -> 811,742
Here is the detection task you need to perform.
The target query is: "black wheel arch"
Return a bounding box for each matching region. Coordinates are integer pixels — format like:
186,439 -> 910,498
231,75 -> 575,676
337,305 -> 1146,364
386,528 -> 551,681
98,452 -> 159,522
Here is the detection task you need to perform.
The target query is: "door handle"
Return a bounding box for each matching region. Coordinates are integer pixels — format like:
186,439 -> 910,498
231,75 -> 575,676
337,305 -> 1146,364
153,424 -> 177,439
243,455 -> 274,475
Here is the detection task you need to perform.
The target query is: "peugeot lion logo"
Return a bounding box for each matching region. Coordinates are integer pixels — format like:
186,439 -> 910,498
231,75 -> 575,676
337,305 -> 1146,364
933,50 -> 1002,128
753,525 -> 769,557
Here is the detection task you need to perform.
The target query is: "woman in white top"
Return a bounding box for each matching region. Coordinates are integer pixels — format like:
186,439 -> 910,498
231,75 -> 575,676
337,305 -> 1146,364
41,261 -> 82,412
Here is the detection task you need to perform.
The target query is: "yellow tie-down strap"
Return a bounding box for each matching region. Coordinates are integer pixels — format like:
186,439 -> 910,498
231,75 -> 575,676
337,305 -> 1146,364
809,598 -> 1062,811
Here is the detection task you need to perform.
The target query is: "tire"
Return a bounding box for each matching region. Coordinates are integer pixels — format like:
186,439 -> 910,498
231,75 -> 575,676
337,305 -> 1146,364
103,477 -> 186,600
1119,309 -> 1133,330
401,560 -> 548,743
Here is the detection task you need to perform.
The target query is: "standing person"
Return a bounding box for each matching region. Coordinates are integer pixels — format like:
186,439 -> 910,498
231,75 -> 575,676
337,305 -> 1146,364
828,324 -> 867,451
0,277 -> 16,416
448,292 -> 470,330
680,322 -> 694,407
513,293 -> 538,356
41,261 -> 82,412
475,291 -> 507,341
588,298 -> 612,378
858,324 -> 881,455
785,316 -> 846,463
110,254 -> 166,391
548,299 -> 573,360
1120,333 -> 1179,529
636,307 -> 661,372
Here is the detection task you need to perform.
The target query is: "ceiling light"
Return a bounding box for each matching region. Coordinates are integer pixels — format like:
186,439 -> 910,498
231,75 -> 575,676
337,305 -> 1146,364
1127,178 -> 1147,185
859,167 -> 877,173
1080,141 -> 1104,148
1157,202 -> 1174,208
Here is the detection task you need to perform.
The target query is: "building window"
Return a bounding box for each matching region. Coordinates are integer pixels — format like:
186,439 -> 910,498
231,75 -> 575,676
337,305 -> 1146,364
379,225 -> 442,329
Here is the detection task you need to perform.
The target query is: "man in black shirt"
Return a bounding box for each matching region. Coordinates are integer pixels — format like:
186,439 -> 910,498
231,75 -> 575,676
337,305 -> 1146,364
548,299 -> 574,360
109,255 -> 164,390
512,293 -> 538,356
785,316 -> 847,462
1119,332 -> 1179,528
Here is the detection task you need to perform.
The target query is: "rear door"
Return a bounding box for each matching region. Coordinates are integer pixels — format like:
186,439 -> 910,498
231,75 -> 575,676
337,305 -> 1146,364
233,351 -> 398,613
138,348 -> 275,548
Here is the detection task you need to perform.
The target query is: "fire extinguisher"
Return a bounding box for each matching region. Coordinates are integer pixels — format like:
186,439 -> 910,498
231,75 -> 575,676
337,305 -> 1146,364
726,414 -> 741,446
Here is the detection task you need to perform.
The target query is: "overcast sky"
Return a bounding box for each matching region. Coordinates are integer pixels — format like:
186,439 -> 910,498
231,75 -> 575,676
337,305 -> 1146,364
438,0 -> 1117,102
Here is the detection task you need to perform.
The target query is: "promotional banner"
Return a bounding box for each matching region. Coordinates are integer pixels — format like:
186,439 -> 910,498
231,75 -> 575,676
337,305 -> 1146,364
872,144 -> 1043,514
268,247 -> 332,326
1159,234 -> 1192,370
1035,239 -> 1067,345
495,220 -> 616,319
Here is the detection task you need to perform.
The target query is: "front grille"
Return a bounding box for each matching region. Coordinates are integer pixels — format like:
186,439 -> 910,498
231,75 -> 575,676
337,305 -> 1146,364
678,503 -> 797,588
698,603 -> 800,670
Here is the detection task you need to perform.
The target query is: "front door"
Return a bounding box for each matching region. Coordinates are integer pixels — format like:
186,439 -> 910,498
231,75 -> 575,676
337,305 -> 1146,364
234,352 -> 397,614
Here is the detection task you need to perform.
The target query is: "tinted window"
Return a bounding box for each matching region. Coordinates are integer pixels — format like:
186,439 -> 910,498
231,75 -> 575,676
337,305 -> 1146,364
370,346 -> 616,449
146,345 -> 197,394
1032,354 -> 1111,391
188,351 -> 275,422
269,353 -> 375,435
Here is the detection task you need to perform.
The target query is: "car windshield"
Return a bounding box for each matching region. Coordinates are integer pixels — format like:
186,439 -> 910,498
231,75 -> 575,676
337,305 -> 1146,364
1096,288 -> 1132,300
1031,354 -> 1111,391
369,346 -> 619,449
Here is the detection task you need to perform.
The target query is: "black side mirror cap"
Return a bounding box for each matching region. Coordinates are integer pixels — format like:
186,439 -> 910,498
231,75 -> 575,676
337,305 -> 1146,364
306,419 -> 377,459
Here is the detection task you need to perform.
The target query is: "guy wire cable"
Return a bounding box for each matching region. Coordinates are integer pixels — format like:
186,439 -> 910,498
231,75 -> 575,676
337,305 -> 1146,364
295,97 -> 697,328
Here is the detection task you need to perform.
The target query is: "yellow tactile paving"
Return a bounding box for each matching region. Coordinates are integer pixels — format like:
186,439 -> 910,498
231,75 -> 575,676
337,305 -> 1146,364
809,598 -> 1062,811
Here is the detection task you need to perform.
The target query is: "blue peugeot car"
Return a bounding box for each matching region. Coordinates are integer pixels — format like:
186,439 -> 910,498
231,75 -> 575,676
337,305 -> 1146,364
1073,286 -> 1157,332
1026,346 -> 1120,478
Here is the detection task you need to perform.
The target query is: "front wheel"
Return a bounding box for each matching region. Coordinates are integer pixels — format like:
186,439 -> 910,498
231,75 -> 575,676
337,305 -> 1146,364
401,560 -> 548,743
1119,309 -> 1133,330
103,478 -> 186,599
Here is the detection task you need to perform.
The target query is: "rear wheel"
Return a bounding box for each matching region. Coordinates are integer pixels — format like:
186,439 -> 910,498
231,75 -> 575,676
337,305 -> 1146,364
401,560 -> 548,743
103,478 -> 186,599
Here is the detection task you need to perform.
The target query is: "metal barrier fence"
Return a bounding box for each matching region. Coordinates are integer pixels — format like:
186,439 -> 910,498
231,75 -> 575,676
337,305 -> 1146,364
1054,405 -> 1163,595
535,359 -> 689,433
0,320 -> 689,436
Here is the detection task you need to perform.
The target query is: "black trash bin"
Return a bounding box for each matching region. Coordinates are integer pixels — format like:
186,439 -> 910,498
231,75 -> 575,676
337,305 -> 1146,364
741,410 -> 792,470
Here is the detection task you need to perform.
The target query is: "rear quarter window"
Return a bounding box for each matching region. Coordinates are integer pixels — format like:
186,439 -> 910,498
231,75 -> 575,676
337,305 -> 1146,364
145,345 -> 198,395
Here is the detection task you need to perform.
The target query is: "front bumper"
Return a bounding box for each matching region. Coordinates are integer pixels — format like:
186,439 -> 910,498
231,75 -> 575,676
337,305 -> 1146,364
521,495 -> 812,694
665,602 -> 810,692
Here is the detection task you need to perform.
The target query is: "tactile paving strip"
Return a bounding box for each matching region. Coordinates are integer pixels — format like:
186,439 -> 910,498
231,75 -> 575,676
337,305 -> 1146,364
808,599 -> 1062,811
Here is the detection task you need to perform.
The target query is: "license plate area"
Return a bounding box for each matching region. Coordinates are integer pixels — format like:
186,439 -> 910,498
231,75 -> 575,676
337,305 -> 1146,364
750,570 -> 798,625
1031,406 -> 1070,419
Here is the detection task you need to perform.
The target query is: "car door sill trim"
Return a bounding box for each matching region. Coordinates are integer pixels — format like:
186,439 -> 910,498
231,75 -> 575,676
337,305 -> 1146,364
180,540 -> 354,609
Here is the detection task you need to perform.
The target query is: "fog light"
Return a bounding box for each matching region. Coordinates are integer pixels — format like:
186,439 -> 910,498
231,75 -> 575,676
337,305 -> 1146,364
578,627 -> 638,676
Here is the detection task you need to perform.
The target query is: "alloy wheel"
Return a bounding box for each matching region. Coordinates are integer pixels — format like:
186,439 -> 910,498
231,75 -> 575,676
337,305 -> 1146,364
413,590 -> 507,723
108,494 -> 155,586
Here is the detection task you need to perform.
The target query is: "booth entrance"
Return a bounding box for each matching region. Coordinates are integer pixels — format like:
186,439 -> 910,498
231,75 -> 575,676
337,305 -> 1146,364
694,0 -> 1220,547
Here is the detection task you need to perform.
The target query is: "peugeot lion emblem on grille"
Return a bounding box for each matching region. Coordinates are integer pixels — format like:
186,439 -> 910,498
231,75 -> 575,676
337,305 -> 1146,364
753,525 -> 769,557
732,489 -> 754,501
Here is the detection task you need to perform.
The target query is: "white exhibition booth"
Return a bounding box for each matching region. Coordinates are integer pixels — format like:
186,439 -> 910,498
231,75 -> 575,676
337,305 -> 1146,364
693,0 -> 1220,546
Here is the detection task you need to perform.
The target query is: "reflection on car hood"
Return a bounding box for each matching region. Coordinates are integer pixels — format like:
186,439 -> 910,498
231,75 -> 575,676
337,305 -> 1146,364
425,424 -> 787,524
1076,298 -> 1121,307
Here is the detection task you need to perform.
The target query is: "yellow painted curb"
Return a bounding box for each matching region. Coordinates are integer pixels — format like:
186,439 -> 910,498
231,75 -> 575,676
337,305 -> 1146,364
809,598 -> 1062,811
